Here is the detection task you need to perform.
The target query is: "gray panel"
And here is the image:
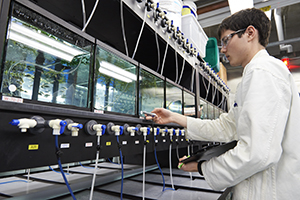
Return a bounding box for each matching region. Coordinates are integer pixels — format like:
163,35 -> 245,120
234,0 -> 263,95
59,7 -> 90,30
153,168 -> 204,178
0,176 -> 54,196
98,179 -> 221,200
67,166 -> 119,175
129,173 -> 214,191
24,171 -> 91,184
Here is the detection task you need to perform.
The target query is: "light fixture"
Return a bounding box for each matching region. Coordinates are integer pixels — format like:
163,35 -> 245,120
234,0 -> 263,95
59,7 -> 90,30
8,20 -> 87,62
99,61 -> 140,83
228,0 -> 253,14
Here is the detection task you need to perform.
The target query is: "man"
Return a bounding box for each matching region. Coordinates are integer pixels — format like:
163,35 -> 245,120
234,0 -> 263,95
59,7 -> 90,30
149,8 -> 300,199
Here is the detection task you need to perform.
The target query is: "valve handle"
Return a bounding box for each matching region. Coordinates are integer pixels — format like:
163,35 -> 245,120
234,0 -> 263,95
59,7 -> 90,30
119,126 -> 124,135
73,124 -> 83,129
147,127 -> 150,135
59,120 -> 67,134
10,119 -> 20,126
101,125 -> 106,135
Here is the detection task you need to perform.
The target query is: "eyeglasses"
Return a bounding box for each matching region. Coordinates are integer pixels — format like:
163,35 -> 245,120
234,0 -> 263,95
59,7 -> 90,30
221,28 -> 246,48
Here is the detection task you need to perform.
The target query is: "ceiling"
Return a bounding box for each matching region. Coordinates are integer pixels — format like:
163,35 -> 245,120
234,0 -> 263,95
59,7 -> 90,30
190,0 -> 300,71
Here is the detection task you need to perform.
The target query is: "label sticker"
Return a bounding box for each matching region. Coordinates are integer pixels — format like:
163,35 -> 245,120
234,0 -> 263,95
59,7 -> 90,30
135,140 -> 140,145
28,144 -> 39,150
122,141 -> 127,145
60,143 -> 70,149
163,139 -> 166,143
2,96 -> 23,103
85,142 -> 93,147
94,109 -> 104,114
106,141 -> 112,146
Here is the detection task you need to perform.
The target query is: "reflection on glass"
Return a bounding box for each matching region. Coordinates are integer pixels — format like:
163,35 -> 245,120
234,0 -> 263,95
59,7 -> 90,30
214,108 -> 220,119
139,69 -> 164,116
207,104 -> 214,119
184,91 -> 195,117
1,4 -> 92,108
94,47 -> 136,115
166,82 -> 182,114
199,99 -> 207,119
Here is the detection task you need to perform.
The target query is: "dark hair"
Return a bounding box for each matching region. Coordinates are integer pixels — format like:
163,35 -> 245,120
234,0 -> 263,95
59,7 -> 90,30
218,8 -> 271,47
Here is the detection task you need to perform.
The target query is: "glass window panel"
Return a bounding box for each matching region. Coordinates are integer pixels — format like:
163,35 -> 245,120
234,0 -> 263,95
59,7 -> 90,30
166,82 -> 182,114
94,46 -> 136,115
207,104 -> 214,119
184,91 -> 195,117
139,69 -> 164,116
214,108 -> 220,119
199,99 -> 207,119
1,4 -> 92,108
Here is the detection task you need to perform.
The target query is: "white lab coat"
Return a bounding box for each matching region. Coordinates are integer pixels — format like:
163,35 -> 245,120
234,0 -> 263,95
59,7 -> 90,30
186,49 -> 300,200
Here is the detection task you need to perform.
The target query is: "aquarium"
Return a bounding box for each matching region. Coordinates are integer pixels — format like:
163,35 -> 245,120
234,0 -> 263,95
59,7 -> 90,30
139,69 -> 164,116
214,108 -> 220,119
1,3 -> 93,108
199,99 -> 207,119
166,81 -> 182,114
183,91 -> 195,117
207,103 -> 215,119
94,46 -> 137,115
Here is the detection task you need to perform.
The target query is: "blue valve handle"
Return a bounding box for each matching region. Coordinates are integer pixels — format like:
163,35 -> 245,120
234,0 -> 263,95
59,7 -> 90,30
179,130 -> 182,136
119,126 -> 124,135
59,120 -> 67,135
173,129 -> 176,136
147,127 -> 150,135
133,127 -> 139,131
10,119 -> 20,126
101,125 -> 106,135
72,124 -> 83,129
156,127 -> 160,135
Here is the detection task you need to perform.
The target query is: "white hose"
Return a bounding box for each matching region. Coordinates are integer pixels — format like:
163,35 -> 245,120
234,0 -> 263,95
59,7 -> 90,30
169,140 -> 175,190
89,136 -> 101,200
178,59 -> 185,84
142,135 -> 147,200
81,0 -> 86,27
160,37 -> 169,75
82,0 -> 100,32
187,144 -> 193,180
132,6 -> 147,59
120,0 -> 129,56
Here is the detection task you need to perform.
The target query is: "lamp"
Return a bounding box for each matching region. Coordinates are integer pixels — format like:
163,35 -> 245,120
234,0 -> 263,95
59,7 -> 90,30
8,20 -> 87,62
99,61 -> 140,83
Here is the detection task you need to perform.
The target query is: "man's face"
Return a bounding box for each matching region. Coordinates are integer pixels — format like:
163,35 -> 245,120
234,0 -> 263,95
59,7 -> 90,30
220,29 -> 248,67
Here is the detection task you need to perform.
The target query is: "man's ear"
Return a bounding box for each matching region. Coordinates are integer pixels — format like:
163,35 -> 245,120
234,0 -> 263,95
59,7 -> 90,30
246,25 -> 257,42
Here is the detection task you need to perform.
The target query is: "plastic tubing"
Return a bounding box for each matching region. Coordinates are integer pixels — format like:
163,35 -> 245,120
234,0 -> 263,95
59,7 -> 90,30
142,135 -> 147,200
160,37 -> 169,75
154,135 -> 166,191
174,46 -> 179,83
132,6 -> 147,60
187,144 -> 193,180
169,143 -> 175,190
205,78 -> 211,100
155,29 -> 161,73
178,59 -> 185,84
120,0 -> 129,56
82,0 -> 99,32
81,0 -> 86,27
55,136 -> 76,200
116,136 -> 124,200
89,135 -> 101,200
190,68 -> 195,92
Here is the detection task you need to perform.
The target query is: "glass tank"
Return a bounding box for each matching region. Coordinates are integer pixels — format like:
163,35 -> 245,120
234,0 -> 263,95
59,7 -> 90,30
214,108 -> 220,119
94,46 -> 137,115
166,81 -> 182,114
139,69 -> 164,116
207,103 -> 215,119
183,91 -> 195,117
199,99 -> 207,119
1,3 -> 93,108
